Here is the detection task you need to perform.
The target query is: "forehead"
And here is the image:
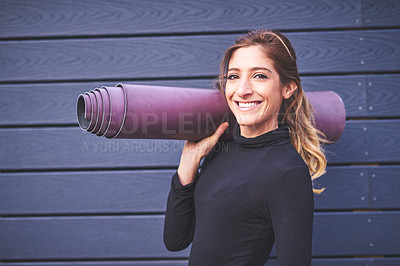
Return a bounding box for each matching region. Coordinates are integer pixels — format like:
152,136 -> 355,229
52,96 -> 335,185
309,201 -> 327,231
228,46 -> 275,69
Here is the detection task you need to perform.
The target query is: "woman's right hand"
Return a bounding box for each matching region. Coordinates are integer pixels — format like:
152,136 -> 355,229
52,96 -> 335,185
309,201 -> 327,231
177,122 -> 229,186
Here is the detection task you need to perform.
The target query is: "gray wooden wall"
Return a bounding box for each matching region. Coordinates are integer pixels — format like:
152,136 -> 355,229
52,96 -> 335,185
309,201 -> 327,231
1,0 -> 400,265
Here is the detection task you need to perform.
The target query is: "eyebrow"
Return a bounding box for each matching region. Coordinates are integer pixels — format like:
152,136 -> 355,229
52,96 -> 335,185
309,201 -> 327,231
227,67 -> 272,73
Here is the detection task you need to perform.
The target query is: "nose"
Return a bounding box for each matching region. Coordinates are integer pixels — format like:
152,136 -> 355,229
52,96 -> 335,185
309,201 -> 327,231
236,78 -> 253,98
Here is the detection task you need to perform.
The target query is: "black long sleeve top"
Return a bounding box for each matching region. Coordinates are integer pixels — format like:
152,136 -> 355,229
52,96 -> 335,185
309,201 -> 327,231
163,125 -> 314,266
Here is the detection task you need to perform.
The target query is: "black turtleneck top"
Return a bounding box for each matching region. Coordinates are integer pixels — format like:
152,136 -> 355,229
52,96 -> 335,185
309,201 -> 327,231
163,126 -> 314,266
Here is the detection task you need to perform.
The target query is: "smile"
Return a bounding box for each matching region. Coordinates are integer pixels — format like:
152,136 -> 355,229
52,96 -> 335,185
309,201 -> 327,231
235,101 -> 262,110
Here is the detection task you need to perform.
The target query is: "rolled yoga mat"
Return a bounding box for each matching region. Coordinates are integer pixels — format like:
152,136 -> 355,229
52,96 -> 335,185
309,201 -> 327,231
77,84 -> 346,143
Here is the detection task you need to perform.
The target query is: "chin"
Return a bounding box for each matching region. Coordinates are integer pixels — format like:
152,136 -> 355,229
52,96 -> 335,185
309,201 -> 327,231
234,114 -> 258,127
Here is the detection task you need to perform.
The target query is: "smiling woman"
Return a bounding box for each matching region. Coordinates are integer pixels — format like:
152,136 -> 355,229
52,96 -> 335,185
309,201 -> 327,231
219,29 -> 327,184
163,29 -> 326,266
224,46 -> 296,137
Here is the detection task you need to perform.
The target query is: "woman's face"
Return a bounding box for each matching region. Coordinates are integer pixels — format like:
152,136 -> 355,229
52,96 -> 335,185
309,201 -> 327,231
225,45 -> 295,137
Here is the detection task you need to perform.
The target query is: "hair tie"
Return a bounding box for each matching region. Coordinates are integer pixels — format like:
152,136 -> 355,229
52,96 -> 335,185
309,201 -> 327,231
268,32 -> 293,59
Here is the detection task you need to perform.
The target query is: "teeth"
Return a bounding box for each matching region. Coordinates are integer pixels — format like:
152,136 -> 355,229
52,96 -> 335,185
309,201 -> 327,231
238,102 -> 258,108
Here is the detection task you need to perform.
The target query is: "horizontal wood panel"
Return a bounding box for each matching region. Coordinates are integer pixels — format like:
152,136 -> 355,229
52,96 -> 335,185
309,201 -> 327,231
0,212 -> 399,260
0,30 -> 399,82
313,167 -> 369,210
0,170 -> 173,215
369,166 -> 400,209
365,121 -> 400,163
0,215 -> 188,260
275,258 -> 400,266
1,120 -> 399,171
312,212 -> 400,256
0,258 -> 391,266
0,127 -> 183,170
0,262 -> 189,266
1,166 -> 384,215
0,80 -> 216,126
0,74 -> 369,126
363,0 -> 400,27
326,120 -> 400,164
372,258 -> 400,266
0,262 -> 192,266
324,120 -> 368,164
302,75 -> 366,118
366,75 -> 400,117
289,30 -> 400,74
2,166 -> 397,216
0,0 -> 361,38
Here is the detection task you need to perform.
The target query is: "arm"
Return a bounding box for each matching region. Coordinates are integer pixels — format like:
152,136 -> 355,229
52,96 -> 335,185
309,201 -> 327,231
163,171 -> 197,251
163,122 -> 229,251
268,167 -> 314,266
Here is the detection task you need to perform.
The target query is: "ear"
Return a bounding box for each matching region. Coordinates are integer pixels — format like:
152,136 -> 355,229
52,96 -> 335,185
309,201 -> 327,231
283,81 -> 297,99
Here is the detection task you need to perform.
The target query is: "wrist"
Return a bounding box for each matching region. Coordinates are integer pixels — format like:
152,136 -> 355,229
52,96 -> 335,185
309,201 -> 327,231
177,153 -> 201,186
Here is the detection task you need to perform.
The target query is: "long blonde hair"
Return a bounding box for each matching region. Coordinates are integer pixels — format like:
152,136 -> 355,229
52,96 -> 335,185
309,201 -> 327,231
218,29 -> 326,193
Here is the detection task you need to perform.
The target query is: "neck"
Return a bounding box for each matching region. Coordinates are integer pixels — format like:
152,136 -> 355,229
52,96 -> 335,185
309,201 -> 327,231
239,120 -> 278,138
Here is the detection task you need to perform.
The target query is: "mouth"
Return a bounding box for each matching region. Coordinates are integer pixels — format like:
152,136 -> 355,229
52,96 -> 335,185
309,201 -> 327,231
235,101 -> 262,111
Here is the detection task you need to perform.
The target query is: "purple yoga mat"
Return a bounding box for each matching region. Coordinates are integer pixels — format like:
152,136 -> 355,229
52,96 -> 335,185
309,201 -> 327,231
77,84 -> 346,143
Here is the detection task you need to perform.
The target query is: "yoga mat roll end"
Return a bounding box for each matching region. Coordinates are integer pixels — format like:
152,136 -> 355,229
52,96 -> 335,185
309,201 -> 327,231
77,94 -> 90,130
308,91 -> 346,144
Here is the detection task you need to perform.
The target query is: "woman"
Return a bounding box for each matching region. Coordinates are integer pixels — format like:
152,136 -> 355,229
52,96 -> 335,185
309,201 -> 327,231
163,29 -> 326,266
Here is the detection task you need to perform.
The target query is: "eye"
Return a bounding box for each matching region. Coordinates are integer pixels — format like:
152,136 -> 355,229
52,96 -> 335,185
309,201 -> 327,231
254,73 -> 268,79
227,74 -> 239,80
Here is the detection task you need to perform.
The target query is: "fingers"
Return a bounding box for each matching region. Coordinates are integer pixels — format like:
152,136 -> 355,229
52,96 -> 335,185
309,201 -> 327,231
201,122 -> 229,155
218,122 -> 230,135
209,122 -> 229,143
182,122 -> 229,158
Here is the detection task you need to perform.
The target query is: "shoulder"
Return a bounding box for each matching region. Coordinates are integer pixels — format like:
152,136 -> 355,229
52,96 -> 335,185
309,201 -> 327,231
265,142 -> 310,178
255,142 -> 312,200
266,154 -> 314,215
268,151 -> 313,202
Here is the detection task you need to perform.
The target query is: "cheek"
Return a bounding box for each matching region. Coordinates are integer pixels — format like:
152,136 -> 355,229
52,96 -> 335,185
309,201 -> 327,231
267,83 -> 283,101
225,82 -> 233,93
224,85 -> 235,102
260,88 -> 283,111
269,94 -> 284,113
